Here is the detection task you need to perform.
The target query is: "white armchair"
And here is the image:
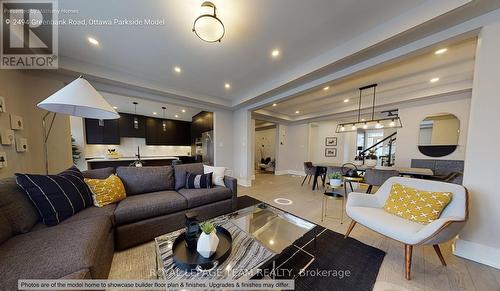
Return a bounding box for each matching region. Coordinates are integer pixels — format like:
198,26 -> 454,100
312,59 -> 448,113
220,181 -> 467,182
344,177 -> 468,280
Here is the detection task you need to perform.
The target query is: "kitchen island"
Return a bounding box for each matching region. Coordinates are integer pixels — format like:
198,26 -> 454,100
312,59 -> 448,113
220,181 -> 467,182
86,156 -> 196,169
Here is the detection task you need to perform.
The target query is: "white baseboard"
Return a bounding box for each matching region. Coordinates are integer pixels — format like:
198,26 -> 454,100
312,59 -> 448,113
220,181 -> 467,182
274,170 -> 306,176
237,179 -> 252,187
453,238 -> 500,269
288,170 -> 306,176
274,170 -> 289,176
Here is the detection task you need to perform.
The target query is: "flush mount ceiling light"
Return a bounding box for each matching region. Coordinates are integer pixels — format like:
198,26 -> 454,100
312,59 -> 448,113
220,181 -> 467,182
192,1 -> 225,43
434,48 -> 448,55
336,84 -> 403,133
87,37 -> 99,46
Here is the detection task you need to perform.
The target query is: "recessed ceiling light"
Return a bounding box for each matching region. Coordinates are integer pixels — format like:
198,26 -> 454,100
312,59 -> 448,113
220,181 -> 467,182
113,106 -> 118,109
295,110 -> 300,114
181,109 -> 186,113
175,114 -> 179,118
271,49 -> 280,58
87,37 -> 99,46
224,83 -> 231,89
153,112 -> 157,115
434,48 -> 448,55
344,99 -> 349,103
323,86 -> 330,91
272,103 -> 277,107
430,77 -> 440,83
174,66 -> 181,73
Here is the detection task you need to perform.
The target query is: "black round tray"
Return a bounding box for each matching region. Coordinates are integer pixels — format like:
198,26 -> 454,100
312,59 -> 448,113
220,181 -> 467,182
172,226 -> 232,272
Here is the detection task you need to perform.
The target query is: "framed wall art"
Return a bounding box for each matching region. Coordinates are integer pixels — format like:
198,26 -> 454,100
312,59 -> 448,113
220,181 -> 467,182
10,114 -> 24,130
0,96 -> 6,113
325,147 -> 337,157
0,129 -> 15,145
325,137 -> 337,146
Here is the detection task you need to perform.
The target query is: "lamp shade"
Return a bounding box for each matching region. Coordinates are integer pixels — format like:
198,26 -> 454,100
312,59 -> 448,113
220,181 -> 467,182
37,77 -> 119,119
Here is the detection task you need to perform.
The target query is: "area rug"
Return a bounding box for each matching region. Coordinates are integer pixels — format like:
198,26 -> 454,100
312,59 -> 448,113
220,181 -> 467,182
237,195 -> 385,291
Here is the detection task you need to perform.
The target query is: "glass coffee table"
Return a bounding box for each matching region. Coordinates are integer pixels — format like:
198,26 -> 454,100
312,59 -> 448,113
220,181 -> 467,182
155,202 -> 317,281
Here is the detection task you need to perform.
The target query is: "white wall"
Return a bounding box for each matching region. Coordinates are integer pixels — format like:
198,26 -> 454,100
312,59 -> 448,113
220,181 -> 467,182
395,91 -> 471,167
213,110 -> 234,173
232,109 -> 252,186
255,127 -> 276,164
275,124 -> 309,175
454,21 -> 500,268
308,120 -> 355,165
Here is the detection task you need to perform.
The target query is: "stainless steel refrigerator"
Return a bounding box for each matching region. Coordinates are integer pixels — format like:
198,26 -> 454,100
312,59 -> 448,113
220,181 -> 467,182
201,131 -> 214,165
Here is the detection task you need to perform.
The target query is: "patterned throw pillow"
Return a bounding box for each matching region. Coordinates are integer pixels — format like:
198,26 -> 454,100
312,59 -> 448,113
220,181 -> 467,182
185,172 -> 212,189
84,174 -> 126,207
15,166 -> 93,226
384,183 -> 452,224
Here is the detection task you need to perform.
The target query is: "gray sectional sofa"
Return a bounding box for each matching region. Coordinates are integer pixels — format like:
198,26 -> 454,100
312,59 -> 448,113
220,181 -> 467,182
0,163 -> 237,290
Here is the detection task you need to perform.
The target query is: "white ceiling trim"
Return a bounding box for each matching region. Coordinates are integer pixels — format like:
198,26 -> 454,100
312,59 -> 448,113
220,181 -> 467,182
233,0 -> 472,106
59,56 -> 232,108
241,11 -> 491,114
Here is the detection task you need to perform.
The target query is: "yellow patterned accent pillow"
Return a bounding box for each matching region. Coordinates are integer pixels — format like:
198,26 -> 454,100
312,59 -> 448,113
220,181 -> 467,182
383,183 -> 452,224
85,174 -> 126,207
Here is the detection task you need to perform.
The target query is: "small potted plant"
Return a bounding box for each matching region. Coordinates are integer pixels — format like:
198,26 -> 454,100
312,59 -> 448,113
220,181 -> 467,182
197,222 -> 219,258
365,150 -> 378,167
328,172 -> 343,187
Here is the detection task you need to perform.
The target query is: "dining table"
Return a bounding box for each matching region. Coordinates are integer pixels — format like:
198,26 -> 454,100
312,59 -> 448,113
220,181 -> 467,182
310,162 -> 434,191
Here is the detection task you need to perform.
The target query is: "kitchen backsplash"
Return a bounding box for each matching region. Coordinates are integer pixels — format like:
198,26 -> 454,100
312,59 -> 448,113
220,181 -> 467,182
84,137 -> 192,158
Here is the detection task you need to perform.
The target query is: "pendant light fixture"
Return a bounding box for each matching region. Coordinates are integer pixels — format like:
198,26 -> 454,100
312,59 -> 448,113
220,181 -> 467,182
335,84 -> 403,133
192,1 -> 225,43
162,106 -> 167,132
133,102 -> 139,129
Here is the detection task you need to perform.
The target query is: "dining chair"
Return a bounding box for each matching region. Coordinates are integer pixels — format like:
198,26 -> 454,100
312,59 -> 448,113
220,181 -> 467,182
301,162 -> 316,186
363,168 -> 399,193
345,177 -> 468,280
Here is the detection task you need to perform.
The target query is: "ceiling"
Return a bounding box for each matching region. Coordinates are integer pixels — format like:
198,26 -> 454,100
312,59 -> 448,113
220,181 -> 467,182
102,92 -> 200,121
53,0 -> 500,111
253,38 -> 477,123
56,0 -> 448,105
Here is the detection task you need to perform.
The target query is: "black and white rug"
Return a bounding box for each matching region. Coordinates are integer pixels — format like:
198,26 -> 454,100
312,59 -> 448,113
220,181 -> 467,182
237,196 -> 385,291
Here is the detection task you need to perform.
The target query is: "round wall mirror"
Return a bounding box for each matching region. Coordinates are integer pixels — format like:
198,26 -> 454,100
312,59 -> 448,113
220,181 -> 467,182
418,113 -> 459,157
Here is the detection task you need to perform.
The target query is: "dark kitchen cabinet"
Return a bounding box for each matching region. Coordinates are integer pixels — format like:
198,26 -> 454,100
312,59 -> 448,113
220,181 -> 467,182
191,111 -> 213,147
145,117 -> 191,146
119,113 -> 146,138
85,118 -> 120,145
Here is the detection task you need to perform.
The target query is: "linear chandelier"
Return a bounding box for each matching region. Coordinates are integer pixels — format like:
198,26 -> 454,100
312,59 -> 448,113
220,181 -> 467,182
335,83 -> 403,133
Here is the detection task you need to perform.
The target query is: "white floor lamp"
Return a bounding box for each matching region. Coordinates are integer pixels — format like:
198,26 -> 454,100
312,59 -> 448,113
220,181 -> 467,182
37,77 -> 119,174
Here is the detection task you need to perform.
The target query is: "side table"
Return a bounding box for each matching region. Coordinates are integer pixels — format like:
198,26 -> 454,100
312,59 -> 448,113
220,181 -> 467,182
321,183 -> 345,223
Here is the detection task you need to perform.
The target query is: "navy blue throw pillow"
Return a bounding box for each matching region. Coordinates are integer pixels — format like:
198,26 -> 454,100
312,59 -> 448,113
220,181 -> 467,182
185,172 -> 212,189
15,166 -> 93,226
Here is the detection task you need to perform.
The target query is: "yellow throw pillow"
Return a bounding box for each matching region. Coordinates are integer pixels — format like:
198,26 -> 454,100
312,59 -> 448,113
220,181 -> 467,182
383,183 -> 452,224
85,174 -> 126,207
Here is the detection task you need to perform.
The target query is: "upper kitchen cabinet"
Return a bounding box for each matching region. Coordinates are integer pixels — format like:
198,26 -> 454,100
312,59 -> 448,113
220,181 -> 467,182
85,118 -> 120,145
119,113 -> 146,138
145,117 -> 191,146
191,111 -> 213,139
